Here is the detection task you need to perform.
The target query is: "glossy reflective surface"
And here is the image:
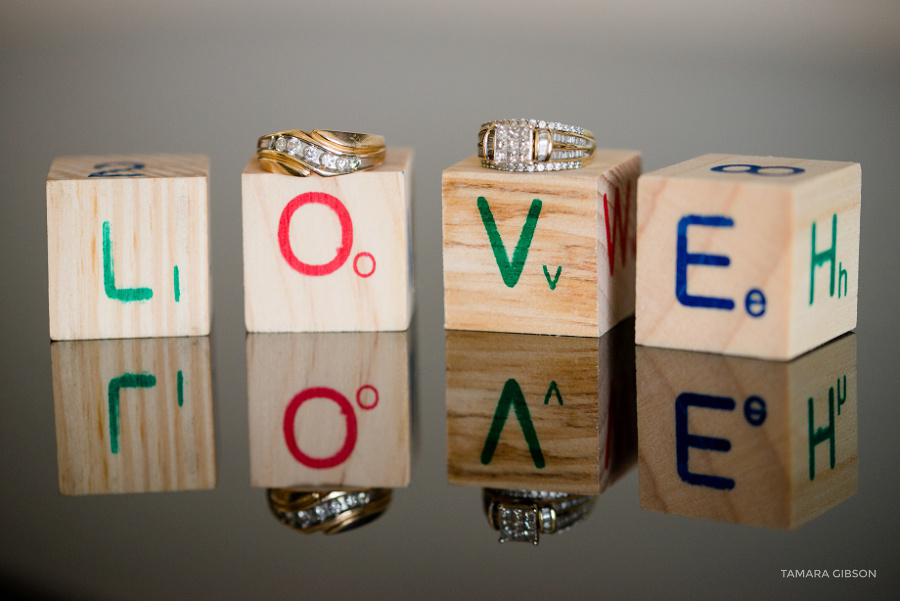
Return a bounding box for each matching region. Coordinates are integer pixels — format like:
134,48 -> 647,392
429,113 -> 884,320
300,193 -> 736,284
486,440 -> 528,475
3,3 -> 900,598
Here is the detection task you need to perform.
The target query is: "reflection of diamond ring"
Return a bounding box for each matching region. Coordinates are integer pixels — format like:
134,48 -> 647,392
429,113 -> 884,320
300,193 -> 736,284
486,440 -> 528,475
257,129 -> 386,177
478,119 -> 595,172
268,488 -> 392,535
482,489 -> 596,545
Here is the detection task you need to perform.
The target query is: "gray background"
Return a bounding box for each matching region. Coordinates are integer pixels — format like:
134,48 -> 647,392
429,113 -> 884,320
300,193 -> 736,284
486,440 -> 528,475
1,1 -> 899,599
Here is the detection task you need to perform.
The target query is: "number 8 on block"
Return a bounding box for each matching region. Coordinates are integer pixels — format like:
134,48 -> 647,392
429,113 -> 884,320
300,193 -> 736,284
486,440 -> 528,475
635,153 -> 861,360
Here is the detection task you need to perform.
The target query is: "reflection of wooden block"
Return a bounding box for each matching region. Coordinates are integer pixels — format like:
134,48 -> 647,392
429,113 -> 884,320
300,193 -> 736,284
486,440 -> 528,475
247,331 -> 410,488
51,337 -> 215,495
46,154 -> 211,340
636,154 -> 860,359
442,151 -> 640,337
637,334 -> 857,528
446,323 -> 636,495
242,149 -> 414,333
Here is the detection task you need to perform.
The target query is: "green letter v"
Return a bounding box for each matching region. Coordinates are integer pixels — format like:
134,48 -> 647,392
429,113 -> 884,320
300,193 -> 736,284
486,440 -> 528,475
477,197 -> 542,288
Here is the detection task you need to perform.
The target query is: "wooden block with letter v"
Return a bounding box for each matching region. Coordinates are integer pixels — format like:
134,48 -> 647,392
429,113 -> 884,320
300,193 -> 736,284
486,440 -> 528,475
442,150 -> 641,337
636,153 -> 861,359
247,331 -> 411,489
446,322 -> 636,495
46,154 -> 211,340
51,336 -> 215,495
242,148 -> 414,332
637,333 -> 857,528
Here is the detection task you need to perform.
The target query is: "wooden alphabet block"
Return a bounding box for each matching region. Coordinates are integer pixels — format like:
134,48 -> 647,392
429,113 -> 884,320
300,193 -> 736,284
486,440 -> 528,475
442,150 -> 641,337
637,334 -> 857,528
242,148 -> 414,332
51,336 -> 215,495
446,322 -> 636,495
46,154 -> 211,340
247,331 -> 410,489
636,154 -> 860,359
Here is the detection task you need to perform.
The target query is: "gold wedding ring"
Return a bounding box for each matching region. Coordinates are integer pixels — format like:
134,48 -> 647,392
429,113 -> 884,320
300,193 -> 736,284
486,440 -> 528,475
267,488 -> 392,535
257,129 -> 386,177
478,119 -> 595,172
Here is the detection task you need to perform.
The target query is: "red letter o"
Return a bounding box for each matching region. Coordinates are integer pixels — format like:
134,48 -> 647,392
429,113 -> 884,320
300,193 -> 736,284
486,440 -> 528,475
283,387 -> 357,469
278,192 -> 353,276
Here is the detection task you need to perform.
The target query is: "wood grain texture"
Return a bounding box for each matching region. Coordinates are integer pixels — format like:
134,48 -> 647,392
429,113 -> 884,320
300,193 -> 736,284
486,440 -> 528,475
52,336 -> 215,495
637,333 -> 857,528
636,153 -> 860,359
242,148 -> 414,333
442,150 -> 640,337
46,154 -> 211,340
446,323 -> 636,495
247,331 -> 410,489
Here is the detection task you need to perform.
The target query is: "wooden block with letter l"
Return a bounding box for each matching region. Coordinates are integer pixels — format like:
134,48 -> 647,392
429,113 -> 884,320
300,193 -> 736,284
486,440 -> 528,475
242,148 -> 414,332
46,154 -> 211,340
51,336 -> 215,495
442,150 -> 641,337
446,321 -> 636,495
247,331 -> 411,489
637,333 -> 857,528
636,154 -> 860,360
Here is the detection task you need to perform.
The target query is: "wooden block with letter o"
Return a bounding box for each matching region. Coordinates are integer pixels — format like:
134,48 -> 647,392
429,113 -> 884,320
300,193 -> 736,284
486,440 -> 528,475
247,331 -> 411,489
636,154 -> 860,360
637,334 -> 857,528
242,148 -> 414,332
46,154 -> 211,340
442,150 -> 641,337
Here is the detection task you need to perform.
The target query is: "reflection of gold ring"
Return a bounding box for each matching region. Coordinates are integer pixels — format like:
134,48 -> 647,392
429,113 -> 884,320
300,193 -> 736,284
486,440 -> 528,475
477,119 -> 595,172
482,489 -> 596,545
267,488 -> 392,535
257,129 -> 386,177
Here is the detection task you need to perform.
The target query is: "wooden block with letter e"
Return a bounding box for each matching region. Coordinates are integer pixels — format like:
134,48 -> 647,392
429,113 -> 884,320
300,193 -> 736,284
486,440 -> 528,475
442,150 -> 641,337
51,336 -> 215,495
636,154 -> 861,360
247,331 -> 411,489
46,154 -> 211,340
637,334 -> 857,528
446,322 -> 636,495
242,148 -> 414,332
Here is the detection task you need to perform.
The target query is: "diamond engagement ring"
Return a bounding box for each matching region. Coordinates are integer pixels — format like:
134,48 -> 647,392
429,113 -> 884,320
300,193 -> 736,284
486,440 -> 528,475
482,489 -> 597,544
267,488 -> 392,535
257,129 -> 386,177
478,119 -> 595,172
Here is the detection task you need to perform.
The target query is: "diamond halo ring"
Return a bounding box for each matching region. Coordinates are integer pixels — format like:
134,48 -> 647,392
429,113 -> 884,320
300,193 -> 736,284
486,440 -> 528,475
482,488 -> 596,544
478,119 -> 595,172
257,129 -> 386,177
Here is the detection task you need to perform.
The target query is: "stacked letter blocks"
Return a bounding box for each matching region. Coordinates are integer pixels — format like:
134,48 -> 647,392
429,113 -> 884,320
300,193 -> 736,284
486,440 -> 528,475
47,154 -> 211,340
442,150 -> 641,337
242,148 -> 414,332
636,154 -> 860,360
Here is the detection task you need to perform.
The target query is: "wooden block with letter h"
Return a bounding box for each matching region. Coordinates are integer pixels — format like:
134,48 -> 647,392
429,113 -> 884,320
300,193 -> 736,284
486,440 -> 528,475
636,154 -> 861,359
637,334 -> 857,528
242,149 -> 414,332
442,150 -> 641,337
47,155 -> 211,340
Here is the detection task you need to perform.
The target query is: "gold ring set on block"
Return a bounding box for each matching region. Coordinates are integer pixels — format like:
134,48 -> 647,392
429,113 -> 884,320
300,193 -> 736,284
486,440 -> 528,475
256,118 -> 595,176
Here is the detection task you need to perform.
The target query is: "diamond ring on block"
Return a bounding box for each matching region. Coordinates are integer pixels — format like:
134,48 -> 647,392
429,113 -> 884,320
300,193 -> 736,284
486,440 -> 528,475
257,129 -> 386,177
478,119 -> 595,172
482,489 -> 596,544
267,488 -> 392,535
